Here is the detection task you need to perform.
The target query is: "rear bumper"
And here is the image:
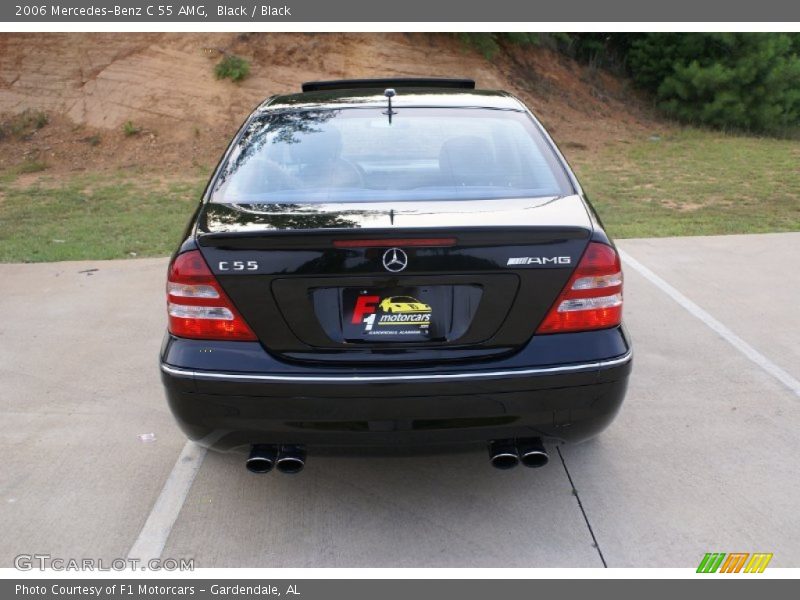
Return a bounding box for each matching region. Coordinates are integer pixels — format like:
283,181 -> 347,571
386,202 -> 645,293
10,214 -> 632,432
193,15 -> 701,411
160,327 -> 632,452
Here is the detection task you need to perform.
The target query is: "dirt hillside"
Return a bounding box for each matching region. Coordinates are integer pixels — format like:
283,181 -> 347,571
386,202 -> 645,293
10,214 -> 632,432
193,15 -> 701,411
0,33 -> 660,175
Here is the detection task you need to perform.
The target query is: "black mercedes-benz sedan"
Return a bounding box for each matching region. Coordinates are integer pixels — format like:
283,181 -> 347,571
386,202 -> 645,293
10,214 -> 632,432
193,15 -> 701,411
160,78 -> 632,474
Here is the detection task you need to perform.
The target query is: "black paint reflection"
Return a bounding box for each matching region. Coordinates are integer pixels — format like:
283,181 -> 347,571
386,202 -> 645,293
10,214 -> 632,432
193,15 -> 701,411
214,109 -> 339,190
201,203 -> 368,232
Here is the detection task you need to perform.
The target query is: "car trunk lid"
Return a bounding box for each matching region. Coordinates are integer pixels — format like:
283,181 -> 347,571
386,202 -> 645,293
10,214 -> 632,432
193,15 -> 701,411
196,195 -> 593,363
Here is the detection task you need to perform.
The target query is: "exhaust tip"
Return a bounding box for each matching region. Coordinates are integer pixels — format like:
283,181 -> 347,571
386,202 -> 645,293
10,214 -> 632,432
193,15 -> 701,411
246,444 -> 277,474
276,457 -> 305,474
490,452 -> 520,470
488,440 -> 519,470
276,445 -> 306,474
520,450 -> 549,468
518,438 -> 549,468
246,457 -> 275,474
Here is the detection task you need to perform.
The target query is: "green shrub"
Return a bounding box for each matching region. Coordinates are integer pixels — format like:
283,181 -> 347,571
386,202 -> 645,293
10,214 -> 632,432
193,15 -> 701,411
455,33 -> 546,59
628,33 -> 800,133
214,55 -> 250,82
560,34 -> 643,73
0,110 -> 49,139
31,110 -> 48,129
455,33 -> 501,59
16,110 -> 49,132
122,121 -> 141,136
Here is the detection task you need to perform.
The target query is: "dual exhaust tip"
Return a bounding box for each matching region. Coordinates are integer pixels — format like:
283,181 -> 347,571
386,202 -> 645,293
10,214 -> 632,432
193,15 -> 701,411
246,444 -> 306,475
247,439 -> 548,473
489,438 -> 549,470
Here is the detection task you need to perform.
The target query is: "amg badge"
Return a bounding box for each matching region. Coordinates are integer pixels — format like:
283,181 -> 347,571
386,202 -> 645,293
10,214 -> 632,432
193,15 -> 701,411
507,256 -> 572,266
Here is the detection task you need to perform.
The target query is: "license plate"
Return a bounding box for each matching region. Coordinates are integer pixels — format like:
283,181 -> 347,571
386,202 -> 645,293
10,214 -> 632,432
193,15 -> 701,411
341,287 -> 449,342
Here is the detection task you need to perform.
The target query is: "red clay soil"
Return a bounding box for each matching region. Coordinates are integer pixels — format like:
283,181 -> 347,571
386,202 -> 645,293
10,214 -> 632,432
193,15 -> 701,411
0,32 -> 663,176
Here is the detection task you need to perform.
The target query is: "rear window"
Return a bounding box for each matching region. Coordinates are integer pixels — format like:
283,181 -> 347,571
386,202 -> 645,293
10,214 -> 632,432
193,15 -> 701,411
211,107 -> 572,204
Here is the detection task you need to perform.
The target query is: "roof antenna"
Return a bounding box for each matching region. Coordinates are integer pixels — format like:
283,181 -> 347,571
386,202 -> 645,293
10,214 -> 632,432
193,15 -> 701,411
383,88 -> 396,124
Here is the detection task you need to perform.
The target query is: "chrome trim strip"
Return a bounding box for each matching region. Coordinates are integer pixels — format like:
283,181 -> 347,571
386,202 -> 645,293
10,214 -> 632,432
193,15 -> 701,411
160,349 -> 631,384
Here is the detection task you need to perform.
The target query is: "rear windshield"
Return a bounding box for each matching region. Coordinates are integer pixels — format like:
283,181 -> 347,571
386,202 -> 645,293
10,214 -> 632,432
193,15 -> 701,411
210,107 -> 573,204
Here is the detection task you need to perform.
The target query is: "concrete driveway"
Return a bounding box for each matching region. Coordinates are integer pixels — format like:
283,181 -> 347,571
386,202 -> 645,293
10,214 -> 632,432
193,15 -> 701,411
1,233 -> 798,568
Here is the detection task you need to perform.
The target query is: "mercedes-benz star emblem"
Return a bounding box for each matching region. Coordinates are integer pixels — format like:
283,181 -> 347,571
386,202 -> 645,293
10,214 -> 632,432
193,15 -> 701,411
382,248 -> 408,272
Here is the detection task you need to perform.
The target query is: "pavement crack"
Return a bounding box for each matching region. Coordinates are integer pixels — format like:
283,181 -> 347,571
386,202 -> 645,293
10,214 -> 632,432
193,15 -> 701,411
557,446 -> 607,567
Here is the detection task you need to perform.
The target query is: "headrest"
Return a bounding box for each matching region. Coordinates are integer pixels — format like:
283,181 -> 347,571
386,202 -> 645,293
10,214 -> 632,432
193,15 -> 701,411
439,136 -> 495,184
289,128 -> 343,164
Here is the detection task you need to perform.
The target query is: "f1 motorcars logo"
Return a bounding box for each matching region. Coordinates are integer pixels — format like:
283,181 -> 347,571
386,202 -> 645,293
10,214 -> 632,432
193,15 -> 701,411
350,294 -> 432,333
382,248 -> 408,272
696,552 -> 773,573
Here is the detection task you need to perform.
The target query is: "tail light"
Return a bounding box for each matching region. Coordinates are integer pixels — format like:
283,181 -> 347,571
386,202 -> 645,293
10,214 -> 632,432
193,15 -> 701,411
166,250 -> 257,341
536,242 -> 623,334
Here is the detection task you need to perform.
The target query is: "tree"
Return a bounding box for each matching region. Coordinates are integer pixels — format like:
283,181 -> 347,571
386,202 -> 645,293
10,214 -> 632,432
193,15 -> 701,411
628,33 -> 800,133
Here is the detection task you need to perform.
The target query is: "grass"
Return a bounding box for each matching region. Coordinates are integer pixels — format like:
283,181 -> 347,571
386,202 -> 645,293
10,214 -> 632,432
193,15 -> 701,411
0,128 -> 798,263
17,159 -> 48,174
0,172 -> 204,262
571,128 -> 800,238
